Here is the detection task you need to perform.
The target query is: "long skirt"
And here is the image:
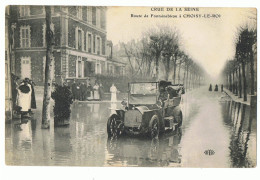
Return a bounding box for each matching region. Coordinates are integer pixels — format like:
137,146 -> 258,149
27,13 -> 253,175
93,90 -> 100,100
17,91 -> 32,112
111,92 -> 117,102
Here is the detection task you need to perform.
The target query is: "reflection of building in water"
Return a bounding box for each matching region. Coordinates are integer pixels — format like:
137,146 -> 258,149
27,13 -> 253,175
221,100 -> 256,167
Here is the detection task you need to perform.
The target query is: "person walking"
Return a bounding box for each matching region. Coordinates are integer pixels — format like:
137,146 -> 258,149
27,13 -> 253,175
221,84 -> 224,92
214,84 -> 218,91
110,83 -> 118,102
209,84 -> 212,91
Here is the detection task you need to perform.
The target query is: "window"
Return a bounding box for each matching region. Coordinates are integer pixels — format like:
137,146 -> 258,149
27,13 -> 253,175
77,56 -> 84,78
20,6 -> 30,17
78,29 -> 82,50
76,6 -> 82,19
42,23 -> 55,47
75,27 -> 84,50
87,7 -> 92,24
108,64 -> 114,75
43,56 -> 55,81
20,26 -> 31,48
96,8 -> 101,28
95,60 -> 102,74
88,33 -> 92,53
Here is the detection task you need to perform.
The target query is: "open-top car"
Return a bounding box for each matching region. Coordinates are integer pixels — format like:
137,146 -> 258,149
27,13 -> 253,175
107,81 -> 185,139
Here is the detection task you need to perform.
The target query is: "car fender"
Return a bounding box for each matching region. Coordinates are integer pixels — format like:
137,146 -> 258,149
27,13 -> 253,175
173,106 -> 182,116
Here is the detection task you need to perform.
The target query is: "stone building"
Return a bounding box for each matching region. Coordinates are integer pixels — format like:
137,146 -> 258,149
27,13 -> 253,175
9,5 -> 125,85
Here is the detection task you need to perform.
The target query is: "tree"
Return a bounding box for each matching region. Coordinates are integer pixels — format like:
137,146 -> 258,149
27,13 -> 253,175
42,6 -> 54,129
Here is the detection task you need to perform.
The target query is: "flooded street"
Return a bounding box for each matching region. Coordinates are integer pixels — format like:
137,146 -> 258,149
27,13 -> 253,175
5,87 -> 256,167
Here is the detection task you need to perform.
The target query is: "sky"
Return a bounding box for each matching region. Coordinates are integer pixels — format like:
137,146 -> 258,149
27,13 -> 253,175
107,7 -> 256,78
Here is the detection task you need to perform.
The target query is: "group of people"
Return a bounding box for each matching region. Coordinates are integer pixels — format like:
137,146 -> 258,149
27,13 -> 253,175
71,79 -> 118,102
11,74 -> 37,117
71,80 -> 104,101
209,84 -> 224,92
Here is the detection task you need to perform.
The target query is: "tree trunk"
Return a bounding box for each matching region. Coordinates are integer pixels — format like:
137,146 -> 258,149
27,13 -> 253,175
235,68 -> 239,95
42,6 -> 54,129
238,65 -> 242,98
186,67 -> 189,90
183,66 -> 186,87
178,62 -> 181,84
155,54 -> 160,81
189,72 -> 192,90
241,62 -> 247,101
232,70 -> 236,94
229,73 -> 232,91
172,54 -> 177,84
250,51 -> 255,95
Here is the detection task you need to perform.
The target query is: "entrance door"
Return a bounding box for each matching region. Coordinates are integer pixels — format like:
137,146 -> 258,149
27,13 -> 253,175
21,57 -> 31,79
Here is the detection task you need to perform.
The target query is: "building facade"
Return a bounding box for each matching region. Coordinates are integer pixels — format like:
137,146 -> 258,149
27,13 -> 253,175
10,5 -> 125,85
5,6 -> 12,120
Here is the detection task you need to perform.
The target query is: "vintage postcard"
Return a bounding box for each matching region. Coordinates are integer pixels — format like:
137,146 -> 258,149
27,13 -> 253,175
4,5 -> 257,168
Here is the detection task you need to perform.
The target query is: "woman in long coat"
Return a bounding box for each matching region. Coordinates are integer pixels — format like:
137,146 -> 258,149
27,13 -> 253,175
110,84 -> 117,102
93,82 -> 100,100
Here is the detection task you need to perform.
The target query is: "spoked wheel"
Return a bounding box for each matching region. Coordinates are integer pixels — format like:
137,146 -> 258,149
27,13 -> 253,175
107,114 -> 124,138
149,115 -> 159,139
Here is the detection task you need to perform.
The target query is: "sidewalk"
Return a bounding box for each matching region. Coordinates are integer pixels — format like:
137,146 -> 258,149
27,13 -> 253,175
223,88 -> 255,106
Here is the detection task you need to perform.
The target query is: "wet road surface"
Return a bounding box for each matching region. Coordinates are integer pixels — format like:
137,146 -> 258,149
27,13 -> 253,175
5,87 -> 256,167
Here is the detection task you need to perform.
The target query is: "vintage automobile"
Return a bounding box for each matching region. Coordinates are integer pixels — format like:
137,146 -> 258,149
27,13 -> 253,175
107,81 -> 184,139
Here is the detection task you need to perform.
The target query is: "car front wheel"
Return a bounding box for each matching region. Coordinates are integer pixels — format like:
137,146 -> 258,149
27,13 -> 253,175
149,115 -> 159,139
107,114 -> 124,138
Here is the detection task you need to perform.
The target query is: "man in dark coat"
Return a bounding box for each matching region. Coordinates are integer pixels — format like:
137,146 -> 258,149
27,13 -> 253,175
214,84 -> 218,91
11,73 -> 19,108
28,79 -> 36,110
76,82 -> 81,100
71,79 -> 77,101
209,84 -> 212,91
80,82 -> 87,101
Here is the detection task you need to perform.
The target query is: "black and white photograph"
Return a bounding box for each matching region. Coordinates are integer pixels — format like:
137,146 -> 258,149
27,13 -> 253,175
3,3 -> 257,171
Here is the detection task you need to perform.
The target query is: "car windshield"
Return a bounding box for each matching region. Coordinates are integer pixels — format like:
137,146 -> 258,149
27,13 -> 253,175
130,83 -> 158,95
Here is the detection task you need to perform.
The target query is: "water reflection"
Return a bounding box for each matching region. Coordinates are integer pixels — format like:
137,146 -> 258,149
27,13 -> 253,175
221,100 -> 256,168
106,130 -> 182,167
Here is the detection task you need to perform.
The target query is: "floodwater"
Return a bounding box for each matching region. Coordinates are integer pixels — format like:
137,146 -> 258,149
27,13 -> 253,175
5,87 -> 256,167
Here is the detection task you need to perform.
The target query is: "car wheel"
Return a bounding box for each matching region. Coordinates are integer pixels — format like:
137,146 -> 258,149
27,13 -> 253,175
149,115 -> 159,139
107,114 -> 124,138
174,111 -> 183,128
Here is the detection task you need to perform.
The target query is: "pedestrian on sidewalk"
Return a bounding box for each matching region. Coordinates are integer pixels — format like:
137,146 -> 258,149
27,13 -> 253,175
80,82 -> 87,101
110,83 -> 118,102
221,84 -> 224,92
214,84 -> 218,91
209,84 -> 212,91
71,79 -> 77,101
93,82 -> 100,101
99,83 -> 104,101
